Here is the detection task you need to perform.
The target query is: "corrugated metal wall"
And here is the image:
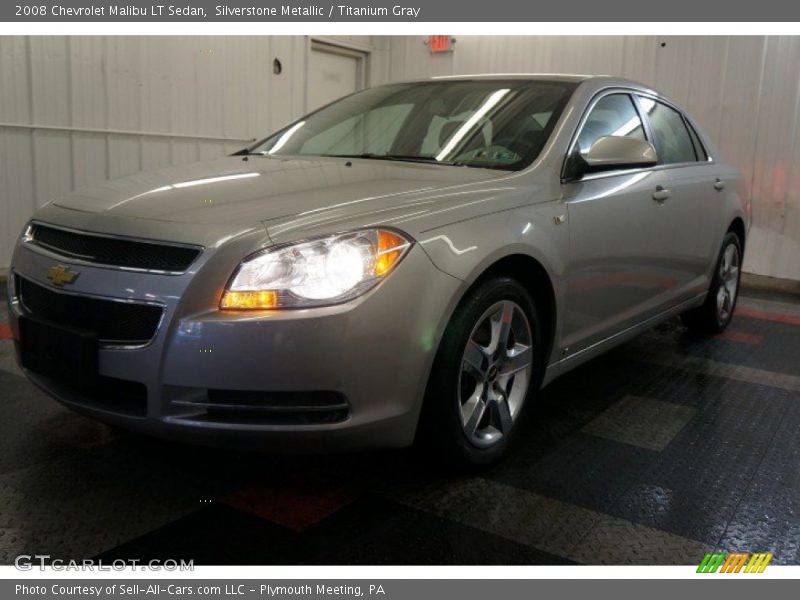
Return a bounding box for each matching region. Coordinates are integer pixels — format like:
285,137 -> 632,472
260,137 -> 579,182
388,36 -> 800,281
0,35 -> 388,270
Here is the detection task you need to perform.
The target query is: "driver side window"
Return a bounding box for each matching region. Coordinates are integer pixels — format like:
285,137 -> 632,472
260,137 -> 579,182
577,94 -> 646,155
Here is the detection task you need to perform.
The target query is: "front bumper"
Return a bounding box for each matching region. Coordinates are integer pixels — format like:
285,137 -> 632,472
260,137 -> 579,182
7,219 -> 461,451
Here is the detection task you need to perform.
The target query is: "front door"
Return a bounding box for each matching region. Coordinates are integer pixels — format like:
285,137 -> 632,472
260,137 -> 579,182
561,92 -> 674,355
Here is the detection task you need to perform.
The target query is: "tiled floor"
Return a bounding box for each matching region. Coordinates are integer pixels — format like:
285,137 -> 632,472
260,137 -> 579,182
1,286 -> 799,565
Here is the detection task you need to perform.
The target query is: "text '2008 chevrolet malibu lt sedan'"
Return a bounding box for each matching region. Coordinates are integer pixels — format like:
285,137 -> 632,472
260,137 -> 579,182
7,75 -> 747,466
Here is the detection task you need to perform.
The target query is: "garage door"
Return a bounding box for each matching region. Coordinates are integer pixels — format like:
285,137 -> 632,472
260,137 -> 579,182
307,42 -> 366,112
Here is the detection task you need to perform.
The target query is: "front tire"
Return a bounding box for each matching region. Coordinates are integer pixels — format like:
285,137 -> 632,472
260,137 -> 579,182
681,231 -> 742,334
418,277 -> 543,469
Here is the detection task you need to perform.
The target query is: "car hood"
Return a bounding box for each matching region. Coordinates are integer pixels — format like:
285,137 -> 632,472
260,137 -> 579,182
53,155 -> 507,232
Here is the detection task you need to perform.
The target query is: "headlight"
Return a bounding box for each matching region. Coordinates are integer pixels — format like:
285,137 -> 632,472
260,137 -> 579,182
220,229 -> 412,310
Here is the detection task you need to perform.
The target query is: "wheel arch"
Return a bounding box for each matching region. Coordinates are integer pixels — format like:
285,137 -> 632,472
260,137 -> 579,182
414,251 -> 559,456
452,253 -> 558,372
727,216 -> 746,254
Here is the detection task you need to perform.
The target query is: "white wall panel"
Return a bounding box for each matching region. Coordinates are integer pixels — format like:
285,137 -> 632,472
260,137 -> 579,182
0,35 -> 385,268
746,37 -> 800,280
388,36 -> 800,281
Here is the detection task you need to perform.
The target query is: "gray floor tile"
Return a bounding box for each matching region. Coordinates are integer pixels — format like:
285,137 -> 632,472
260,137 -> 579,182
582,395 -> 697,451
571,515 -> 711,565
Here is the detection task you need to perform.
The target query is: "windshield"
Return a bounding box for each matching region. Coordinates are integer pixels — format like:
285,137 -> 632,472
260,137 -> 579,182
248,79 -> 576,171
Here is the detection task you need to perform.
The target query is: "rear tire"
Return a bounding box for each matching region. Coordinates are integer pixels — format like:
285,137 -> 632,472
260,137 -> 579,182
417,277 -> 544,469
681,231 -> 742,334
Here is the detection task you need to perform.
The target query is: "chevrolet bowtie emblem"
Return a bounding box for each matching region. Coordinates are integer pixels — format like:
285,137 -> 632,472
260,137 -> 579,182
47,265 -> 79,287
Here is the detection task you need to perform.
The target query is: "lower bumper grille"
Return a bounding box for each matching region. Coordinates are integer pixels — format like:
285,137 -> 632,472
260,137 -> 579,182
17,275 -> 163,345
23,363 -> 148,417
173,389 -> 350,425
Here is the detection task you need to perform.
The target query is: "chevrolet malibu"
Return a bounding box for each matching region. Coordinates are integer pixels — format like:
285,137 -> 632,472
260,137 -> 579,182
7,75 -> 748,466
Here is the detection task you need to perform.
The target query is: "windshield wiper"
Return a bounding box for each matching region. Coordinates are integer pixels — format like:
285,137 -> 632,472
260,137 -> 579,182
230,148 -> 269,156
329,153 -> 462,166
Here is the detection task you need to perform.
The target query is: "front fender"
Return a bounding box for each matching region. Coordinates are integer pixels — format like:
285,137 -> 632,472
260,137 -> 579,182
417,199 -> 570,365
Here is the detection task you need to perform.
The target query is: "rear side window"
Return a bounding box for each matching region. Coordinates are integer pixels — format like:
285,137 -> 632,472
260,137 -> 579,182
576,93 -> 646,154
685,121 -> 708,161
638,97 -> 697,164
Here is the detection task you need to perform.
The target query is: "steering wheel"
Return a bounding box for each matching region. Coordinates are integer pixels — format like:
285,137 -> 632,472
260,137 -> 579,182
453,144 -> 521,164
490,134 -> 540,159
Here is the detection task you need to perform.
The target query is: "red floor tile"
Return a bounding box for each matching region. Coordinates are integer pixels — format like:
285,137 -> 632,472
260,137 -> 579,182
736,306 -> 800,327
718,329 -> 765,346
39,413 -> 119,448
0,323 -> 12,340
223,478 -> 360,532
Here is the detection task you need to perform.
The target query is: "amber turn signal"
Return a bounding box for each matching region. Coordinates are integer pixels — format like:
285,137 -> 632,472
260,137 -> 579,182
375,230 -> 408,276
220,290 -> 278,310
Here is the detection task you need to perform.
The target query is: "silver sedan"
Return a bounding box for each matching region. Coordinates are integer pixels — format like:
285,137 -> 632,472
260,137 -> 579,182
7,75 -> 748,466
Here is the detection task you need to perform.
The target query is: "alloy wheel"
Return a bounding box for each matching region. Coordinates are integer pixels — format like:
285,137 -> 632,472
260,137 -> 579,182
458,300 -> 533,448
716,243 -> 740,322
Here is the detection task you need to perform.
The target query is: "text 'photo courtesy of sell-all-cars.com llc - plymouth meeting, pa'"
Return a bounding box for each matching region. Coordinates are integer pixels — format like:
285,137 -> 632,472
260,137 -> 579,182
7,74 -> 747,468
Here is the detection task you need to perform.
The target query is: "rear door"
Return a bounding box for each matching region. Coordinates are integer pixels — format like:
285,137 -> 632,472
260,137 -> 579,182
635,95 -> 721,301
561,92 -> 676,355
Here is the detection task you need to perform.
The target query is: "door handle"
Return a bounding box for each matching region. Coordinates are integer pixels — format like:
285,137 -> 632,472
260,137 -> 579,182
652,186 -> 671,202
714,178 -> 726,191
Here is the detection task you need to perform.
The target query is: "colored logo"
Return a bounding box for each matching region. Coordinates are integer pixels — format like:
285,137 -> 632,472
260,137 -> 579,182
47,265 -> 79,287
697,552 -> 773,573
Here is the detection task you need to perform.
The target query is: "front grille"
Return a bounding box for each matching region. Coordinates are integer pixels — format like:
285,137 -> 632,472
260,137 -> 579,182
17,276 -> 163,345
29,223 -> 201,272
173,389 -> 350,425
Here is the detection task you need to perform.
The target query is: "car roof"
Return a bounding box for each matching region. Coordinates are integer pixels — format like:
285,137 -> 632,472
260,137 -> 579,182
429,73 -> 593,82
420,73 -> 658,94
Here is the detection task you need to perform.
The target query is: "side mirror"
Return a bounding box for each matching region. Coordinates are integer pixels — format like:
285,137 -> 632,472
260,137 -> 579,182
564,136 -> 657,181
